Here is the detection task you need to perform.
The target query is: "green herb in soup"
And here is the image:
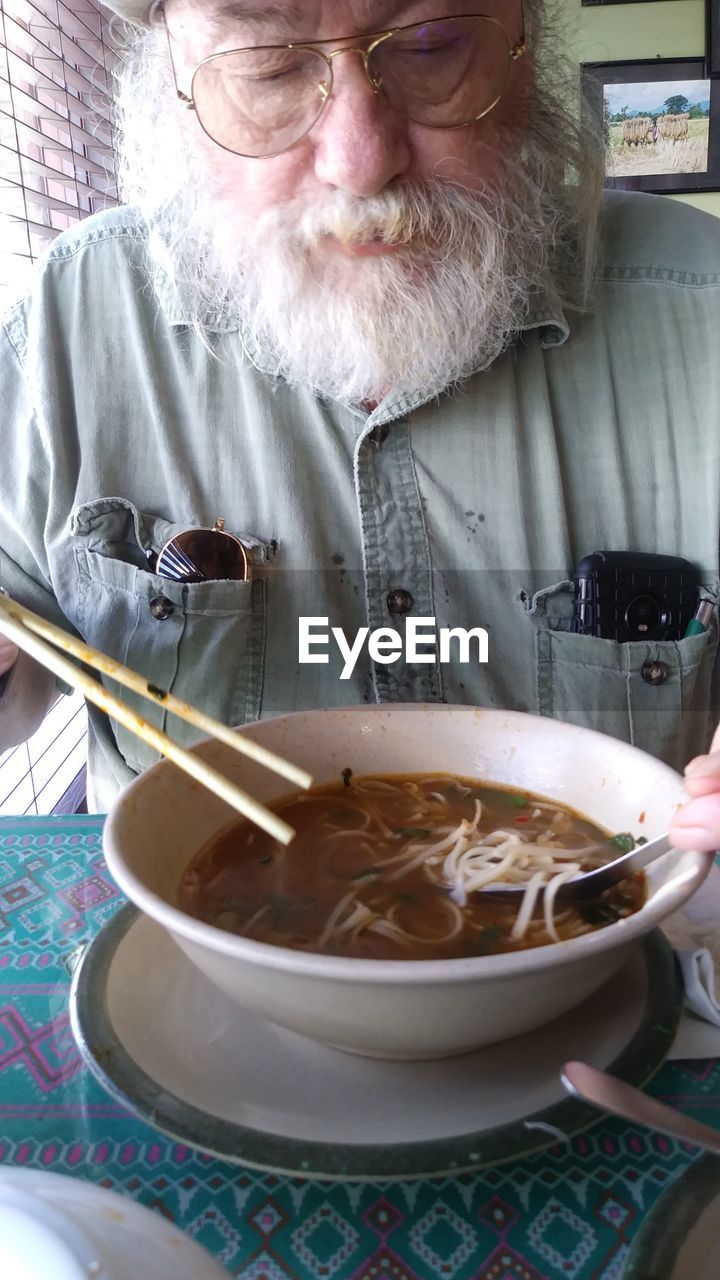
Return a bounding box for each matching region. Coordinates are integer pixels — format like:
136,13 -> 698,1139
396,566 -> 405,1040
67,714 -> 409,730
178,774 -> 647,960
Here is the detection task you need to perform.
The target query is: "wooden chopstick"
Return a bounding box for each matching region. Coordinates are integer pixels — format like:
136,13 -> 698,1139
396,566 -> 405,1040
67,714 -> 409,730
0,594 -> 311,791
0,593 -> 310,845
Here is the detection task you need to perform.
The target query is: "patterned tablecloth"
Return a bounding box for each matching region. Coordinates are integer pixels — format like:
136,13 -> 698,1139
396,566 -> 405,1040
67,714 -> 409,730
0,813 -> 717,1280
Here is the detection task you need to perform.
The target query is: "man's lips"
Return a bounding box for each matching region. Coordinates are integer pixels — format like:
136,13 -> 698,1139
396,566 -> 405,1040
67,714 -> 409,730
323,234 -> 406,258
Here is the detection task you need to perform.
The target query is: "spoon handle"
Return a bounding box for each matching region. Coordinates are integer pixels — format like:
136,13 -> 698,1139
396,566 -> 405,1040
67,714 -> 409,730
562,1060 -> 720,1157
568,832 -> 673,899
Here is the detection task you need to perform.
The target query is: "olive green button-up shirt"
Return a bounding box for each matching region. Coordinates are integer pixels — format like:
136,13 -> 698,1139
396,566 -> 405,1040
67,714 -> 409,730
1,190 -> 719,810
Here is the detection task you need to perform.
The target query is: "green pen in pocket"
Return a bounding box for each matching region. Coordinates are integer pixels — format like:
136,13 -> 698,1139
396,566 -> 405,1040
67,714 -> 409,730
684,599 -> 716,637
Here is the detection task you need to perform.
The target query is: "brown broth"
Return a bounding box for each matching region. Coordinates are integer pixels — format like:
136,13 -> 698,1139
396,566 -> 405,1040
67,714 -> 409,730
177,774 -> 647,959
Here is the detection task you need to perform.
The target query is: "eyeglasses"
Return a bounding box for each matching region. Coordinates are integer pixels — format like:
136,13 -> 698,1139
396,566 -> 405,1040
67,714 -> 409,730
170,14 -> 527,159
151,519 -> 250,584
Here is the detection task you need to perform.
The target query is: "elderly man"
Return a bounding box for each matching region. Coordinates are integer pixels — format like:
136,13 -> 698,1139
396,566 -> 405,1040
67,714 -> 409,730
0,0 -> 719,848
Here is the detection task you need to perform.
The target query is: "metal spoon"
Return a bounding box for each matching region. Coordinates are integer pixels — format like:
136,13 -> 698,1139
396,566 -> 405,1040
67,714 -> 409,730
479,830 -> 672,901
562,1060 -> 720,1156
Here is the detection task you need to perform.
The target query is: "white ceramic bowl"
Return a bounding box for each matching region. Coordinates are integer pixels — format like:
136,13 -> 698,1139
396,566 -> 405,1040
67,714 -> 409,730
0,1168 -> 230,1280
103,706 -> 712,1060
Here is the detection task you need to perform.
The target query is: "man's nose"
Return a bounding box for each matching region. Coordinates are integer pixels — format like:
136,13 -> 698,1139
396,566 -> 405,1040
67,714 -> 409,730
311,51 -> 411,196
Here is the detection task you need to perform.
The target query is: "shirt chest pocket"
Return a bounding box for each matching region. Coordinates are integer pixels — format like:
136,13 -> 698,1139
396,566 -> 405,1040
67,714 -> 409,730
71,498 -> 268,773
523,580 -> 720,771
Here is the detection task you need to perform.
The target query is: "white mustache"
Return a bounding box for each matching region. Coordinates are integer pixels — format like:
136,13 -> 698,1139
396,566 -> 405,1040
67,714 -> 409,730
270,186 -> 445,249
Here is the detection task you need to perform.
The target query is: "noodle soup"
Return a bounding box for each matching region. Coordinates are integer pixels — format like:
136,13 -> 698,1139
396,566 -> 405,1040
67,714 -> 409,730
178,773 -> 646,960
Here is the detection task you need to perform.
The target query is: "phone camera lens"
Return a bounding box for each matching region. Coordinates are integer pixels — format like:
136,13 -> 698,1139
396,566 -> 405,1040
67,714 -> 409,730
624,593 -> 665,637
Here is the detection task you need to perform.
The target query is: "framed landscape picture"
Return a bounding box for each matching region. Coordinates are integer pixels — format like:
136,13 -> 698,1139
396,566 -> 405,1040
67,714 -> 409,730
582,58 -> 720,194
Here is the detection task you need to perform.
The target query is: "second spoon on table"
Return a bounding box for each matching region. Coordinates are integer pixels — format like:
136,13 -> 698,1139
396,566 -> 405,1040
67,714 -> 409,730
562,1060 -> 720,1156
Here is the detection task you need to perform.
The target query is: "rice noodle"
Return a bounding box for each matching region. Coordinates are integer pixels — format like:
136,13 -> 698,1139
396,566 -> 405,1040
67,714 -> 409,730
510,871 -> 547,941
543,868 -> 580,943
363,788 -> 600,940
318,891 -> 357,948
372,815 -> 398,839
242,904 -> 271,935
372,898 -> 464,946
335,902 -> 375,936
367,919 -> 414,946
291,776 -> 620,955
322,808 -> 372,832
353,780 -> 403,793
405,810 -> 600,939
386,843 -> 447,881
375,826 -> 456,868
391,898 -> 463,939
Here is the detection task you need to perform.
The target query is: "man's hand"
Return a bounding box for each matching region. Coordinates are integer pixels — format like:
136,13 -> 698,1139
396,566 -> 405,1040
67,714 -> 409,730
0,635 -> 18,680
671,722 -> 720,851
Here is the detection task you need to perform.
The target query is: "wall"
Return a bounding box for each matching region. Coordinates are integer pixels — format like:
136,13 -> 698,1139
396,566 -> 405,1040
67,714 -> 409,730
563,0 -> 719,217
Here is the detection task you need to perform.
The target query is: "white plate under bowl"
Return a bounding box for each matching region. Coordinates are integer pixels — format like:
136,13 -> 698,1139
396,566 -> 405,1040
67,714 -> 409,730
69,907 -> 682,1181
624,1154 -> 720,1279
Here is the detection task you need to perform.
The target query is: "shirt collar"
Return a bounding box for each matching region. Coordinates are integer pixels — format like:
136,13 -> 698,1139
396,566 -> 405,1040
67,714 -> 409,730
152,269 -> 239,333
359,284 -> 570,427
522,283 -> 570,349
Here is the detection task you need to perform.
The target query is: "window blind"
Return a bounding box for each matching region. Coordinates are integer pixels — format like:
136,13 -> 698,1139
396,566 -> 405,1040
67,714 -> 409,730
0,0 -> 118,813
0,0 -> 118,308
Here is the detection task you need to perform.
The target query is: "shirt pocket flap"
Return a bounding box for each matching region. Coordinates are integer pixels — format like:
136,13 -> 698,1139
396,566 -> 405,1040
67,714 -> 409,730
523,578 -> 719,769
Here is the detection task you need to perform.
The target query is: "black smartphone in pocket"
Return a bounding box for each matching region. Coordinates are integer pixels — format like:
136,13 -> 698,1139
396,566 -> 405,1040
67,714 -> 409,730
571,551 -> 699,641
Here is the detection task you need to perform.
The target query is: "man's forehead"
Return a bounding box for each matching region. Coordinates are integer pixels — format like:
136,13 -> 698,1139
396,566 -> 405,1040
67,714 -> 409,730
202,1 -> 308,29
198,0 -> 441,35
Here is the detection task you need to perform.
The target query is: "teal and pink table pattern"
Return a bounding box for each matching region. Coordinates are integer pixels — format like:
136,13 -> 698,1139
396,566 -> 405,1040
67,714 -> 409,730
0,812 -> 718,1280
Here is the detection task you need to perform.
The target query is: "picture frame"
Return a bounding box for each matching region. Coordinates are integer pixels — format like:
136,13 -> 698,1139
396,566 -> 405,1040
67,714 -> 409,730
581,0 -> 667,6
709,0 -> 720,77
582,58 -> 720,194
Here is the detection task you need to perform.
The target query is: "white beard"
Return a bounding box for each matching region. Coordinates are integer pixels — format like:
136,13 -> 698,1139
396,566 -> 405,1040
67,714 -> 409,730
151,160 -> 564,405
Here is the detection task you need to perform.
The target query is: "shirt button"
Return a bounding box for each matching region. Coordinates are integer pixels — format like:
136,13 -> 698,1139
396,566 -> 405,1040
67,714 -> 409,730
369,424 -> 389,447
149,595 -> 174,620
640,660 -> 669,686
387,589 -> 414,615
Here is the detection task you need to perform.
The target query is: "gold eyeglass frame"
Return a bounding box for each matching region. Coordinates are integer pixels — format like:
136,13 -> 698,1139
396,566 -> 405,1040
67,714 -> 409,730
165,11 -> 528,160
